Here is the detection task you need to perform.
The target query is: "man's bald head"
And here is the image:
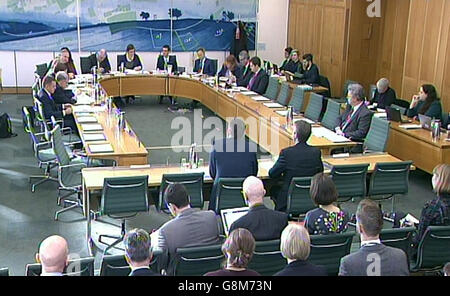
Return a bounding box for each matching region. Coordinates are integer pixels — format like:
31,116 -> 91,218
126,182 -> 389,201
37,235 -> 69,274
243,176 -> 265,205
97,49 -> 107,62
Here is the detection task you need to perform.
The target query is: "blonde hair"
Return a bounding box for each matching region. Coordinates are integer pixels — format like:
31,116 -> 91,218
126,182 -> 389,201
433,164 -> 450,194
280,224 -> 310,261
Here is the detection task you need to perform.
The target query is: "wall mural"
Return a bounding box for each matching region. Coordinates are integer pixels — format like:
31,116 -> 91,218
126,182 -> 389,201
0,0 -> 257,51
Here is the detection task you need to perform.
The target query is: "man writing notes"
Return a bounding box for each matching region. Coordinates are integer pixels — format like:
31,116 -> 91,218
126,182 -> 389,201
193,48 -> 216,76
246,57 -> 269,95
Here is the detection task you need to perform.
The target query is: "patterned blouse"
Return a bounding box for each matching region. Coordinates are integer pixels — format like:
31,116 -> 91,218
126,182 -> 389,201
305,208 -> 349,235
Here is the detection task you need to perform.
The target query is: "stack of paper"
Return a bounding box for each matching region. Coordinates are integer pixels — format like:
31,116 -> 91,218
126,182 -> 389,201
88,143 -> 114,153
251,96 -> 271,102
399,124 -> 422,129
81,123 -> 103,131
312,127 -> 350,143
75,94 -> 94,105
241,91 -> 257,96
82,133 -> 106,141
263,102 -> 284,108
73,105 -> 93,113
77,116 -> 97,123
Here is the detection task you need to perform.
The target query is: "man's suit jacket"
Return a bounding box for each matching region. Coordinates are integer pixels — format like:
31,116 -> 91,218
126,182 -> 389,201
193,57 -> 216,76
335,103 -> 373,142
339,243 -> 409,276
301,63 -> 320,85
372,87 -> 396,109
38,89 -> 63,120
156,55 -> 178,72
247,69 -> 269,95
218,65 -> 242,79
53,84 -> 75,105
269,142 -> 324,211
89,54 -> 111,74
129,267 -> 160,276
229,204 -> 288,241
237,63 -> 252,87
274,260 -> 328,276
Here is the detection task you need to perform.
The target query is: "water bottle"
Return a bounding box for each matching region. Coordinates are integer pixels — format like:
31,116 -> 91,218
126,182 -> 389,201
120,62 -> 125,73
92,66 -> 98,85
188,143 -> 198,169
286,106 -> 294,129
432,119 -> 441,140
119,111 -> 125,130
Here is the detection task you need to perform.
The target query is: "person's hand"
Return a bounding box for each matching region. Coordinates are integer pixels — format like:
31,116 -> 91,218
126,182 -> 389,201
410,95 -> 420,108
134,66 -> 142,71
64,107 -> 72,115
98,67 -> 104,73
68,73 -> 75,79
335,127 -> 344,136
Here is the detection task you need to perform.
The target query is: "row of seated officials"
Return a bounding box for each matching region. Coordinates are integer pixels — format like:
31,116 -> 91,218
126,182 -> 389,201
33,164 -> 449,276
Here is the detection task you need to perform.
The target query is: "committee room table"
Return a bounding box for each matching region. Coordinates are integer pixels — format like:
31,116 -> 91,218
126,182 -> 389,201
99,74 -> 355,156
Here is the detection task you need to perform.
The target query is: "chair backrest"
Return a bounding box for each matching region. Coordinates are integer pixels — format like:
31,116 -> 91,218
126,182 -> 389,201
363,116 -> 390,152
276,82 -> 290,106
35,63 -> 48,79
178,66 -> 186,74
0,268 -> 8,276
248,239 -> 286,276
99,250 -> 162,276
304,92 -> 324,122
321,99 -> 341,130
210,59 -> 218,75
441,111 -> 449,128
393,98 -> 410,109
80,56 -> 92,74
390,104 -> 407,116
380,227 -> 415,263
25,257 -> 95,276
331,164 -> 369,201
286,177 -> 315,219
173,244 -> 224,276
214,178 -> 246,213
415,226 -> 450,270
318,75 -> 331,98
158,172 -> 204,211
116,54 -> 125,70
289,86 -> 305,113
309,232 -> 355,275
50,125 -> 71,166
263,77 -> 279,100
22,106 -> 36,135
368,161 -> 413,196
101,176 -> 149,217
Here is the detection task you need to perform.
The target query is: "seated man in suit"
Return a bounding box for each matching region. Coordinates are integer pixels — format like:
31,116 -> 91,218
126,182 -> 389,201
237,50 -> 252,87
124,229 -> 159,276
53,71 -> 76,105
157,183 -> 221,274
38,75 -> 78,135
339,199 -> 409,276
335,83 -> 372,143
246,57 -> 269,95
209,118 -> 258,212
89,49 -> 111,74
193,47 -> 216,76
269,120 -> 324,212
294,53 -> 320,85
371,78 -> 396,109
157,45 -> 178,107
229,176 -> 288,241
35,235 -> 69,276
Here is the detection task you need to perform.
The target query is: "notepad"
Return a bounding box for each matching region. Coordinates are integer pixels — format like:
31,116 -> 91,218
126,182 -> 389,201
312,127 -> 351,143
77,116 -> 98,123
263,102 -> 284,108
251,96 -> 271,102
88,143 -> 114,153
332,153 -> 350,158
82,133 -> 106,141
81,123 -> 103,131
399,124 -> 422,130
75,94 -> 94,105
73,105 -> 93,113
241,91 -> 258,96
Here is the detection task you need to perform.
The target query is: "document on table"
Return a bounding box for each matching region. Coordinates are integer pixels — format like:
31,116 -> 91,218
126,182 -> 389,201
399,124 -> 422,129
241,91 -> 258,96
263,102 -> 284,108
88,143 -> 114,153
81,123 -> 103,131
77,116 -> 97,123
258,159 -> 275,172
312,127 -> 351,143
73,105 -> 93,113
75,93 -> 94,105
251,96 -> 271,102
82,133 -> 106,141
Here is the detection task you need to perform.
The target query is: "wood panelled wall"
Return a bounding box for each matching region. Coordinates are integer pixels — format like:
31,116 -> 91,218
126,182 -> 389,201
288,0 -> 450,112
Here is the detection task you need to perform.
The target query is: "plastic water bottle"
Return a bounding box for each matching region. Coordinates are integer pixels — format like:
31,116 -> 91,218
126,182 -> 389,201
286,106 -> 294,129
432,119 -> 441,140
188,143 -> 198,169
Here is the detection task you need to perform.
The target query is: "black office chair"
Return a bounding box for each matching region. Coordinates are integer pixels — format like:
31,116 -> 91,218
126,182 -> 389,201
173,244 -> 224,276
0,268 -> 9,276
99,249 -> 163,276
210,59 -> 218,75
25,257 -> 95,276
319,75 -> 331,98
80,56 -> 93,74
248,240 -> 286,276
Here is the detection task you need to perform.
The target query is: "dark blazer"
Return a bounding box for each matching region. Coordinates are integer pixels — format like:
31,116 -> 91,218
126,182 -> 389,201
237,63 -> 252,87
129,268 -> 160,276
193,57 -> 216,76
339,243 -> 409,276
274,260 -> 328,276
117,54 -> 143,70
335,103 -> 373,141
229,204 -> 288,241
89,53 -> 111,73
407,100 -> 442,120
372,87 -> 396,109
156,55 -> 178,72
295,63 -> 320,85
284,60 -> 301,74
38,89 -> 63,120
247,69 -> 269,95
218,65 -> 242,79
269,142 -> 323,211
53,84 -> 76,105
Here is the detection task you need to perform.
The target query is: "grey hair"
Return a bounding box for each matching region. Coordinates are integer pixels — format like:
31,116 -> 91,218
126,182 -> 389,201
349,83 -> 365,101
238,50 -> 249,61
377,78 -> 389,89
280,224 -> 311,261
55,71 -> 68,82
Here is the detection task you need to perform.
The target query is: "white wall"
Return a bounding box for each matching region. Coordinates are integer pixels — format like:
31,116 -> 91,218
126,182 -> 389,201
256,0 -> 289,66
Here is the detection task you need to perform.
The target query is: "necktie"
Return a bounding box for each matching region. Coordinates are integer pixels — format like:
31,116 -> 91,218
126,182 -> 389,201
341,107 -> 355,131
248,72 -> 258,90
200,59 -> 205,73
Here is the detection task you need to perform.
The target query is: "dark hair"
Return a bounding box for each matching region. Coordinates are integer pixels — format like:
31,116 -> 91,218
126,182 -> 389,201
197,47 -> 205,53
310,173 -> 338,206
54,62 -> 68,73
222,228 -> 255,269
285,47 -> 293,55
294,120 -> 312,143
302,53 -> 313,62
126,44 -> 136,52
124,228 -> 152,263
43,75 -> 55,87
419,84 -> 440,115
250,56 -> 261,67
163,45 -> 171,51
60,47 -> 73,63
164,183 -> 189,208
225,55 -> 238,71
356,199 -> 383,237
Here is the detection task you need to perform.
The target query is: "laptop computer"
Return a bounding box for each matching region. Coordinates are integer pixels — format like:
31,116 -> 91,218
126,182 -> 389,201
220,207 -> 249,236
419,114 -> 432,130
386,106 -> 409,123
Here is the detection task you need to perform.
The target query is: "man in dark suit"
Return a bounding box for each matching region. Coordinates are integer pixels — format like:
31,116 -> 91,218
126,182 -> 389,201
294,53 -> 320,85
339,199 -> 409,276
54,71 -> 76,104
157,45 -> 178,106
269,120 -> 324,212
38,75 -> 78,135
229,176 -> 288,241
89,49 -> 111,74
246,56 -> 269,95
371,78 -> 396,109
193,47 -> 216,76
335,83 -> 373,143
209,118 -> 258,212
237,50 -> 252,87
124,229 -> 160,276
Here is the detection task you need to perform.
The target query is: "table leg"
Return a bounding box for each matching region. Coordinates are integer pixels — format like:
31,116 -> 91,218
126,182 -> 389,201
83,178 -> 93,256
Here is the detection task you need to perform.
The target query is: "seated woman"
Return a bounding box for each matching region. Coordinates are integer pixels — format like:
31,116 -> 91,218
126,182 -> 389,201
218,55 -> 242,83
60,47 -> 78,77
304,173 -> 349,235
413,164 -> 450,248
281,49 -> 301,75
204,228 -> 260,276
406,84 -> 442,120
115,44 -> 143,106
279,47 -> 293,72
274,224 -> 327,276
